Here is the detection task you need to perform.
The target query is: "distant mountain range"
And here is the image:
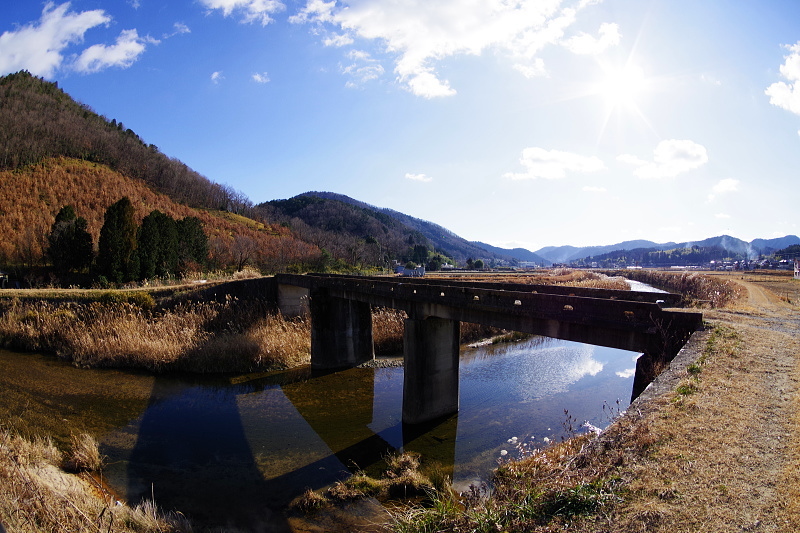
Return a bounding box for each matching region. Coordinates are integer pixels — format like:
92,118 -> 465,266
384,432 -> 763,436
268,191 -> 799,268
478,235 -> 800,266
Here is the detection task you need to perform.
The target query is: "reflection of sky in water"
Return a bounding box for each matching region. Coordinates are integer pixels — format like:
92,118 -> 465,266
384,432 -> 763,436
461,340 -> 605,401
0,337 -> 640,526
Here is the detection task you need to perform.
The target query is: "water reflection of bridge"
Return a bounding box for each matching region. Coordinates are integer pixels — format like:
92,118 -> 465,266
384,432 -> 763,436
272,274 -> 703,424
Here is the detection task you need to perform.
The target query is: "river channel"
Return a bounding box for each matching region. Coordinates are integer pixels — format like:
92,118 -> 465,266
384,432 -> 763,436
0,336 -> 639,530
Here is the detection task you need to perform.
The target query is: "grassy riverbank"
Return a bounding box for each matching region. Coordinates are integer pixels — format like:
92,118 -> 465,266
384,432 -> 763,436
382,271 -> 800,532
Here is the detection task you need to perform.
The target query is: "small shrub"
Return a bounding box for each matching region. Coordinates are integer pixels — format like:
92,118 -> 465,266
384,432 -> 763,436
291,488 -> 328,513
62,433 -> 103,473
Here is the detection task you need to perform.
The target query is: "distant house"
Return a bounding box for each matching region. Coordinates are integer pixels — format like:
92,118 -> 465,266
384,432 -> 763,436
401,265 -> 425,277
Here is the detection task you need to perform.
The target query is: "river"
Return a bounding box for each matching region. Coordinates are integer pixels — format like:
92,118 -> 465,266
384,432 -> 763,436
0,335 -> 638,530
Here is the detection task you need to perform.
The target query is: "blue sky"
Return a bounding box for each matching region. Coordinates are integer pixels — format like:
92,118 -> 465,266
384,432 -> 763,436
2,1 -> 799,251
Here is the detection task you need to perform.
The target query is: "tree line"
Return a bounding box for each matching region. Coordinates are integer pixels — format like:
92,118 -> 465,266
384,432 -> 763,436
48,197 -> 208,284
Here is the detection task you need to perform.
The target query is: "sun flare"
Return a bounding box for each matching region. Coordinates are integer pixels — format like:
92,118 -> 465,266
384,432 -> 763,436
598,64 -> 646,109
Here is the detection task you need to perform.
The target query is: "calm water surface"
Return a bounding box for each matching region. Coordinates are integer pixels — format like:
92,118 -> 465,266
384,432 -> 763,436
0,337 -> 638,529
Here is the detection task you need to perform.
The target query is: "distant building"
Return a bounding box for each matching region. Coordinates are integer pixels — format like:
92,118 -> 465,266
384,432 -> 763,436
401,265 -> 425,277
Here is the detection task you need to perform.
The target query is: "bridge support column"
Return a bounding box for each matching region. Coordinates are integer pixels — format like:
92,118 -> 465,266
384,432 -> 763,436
310,290 -> 374,369
277,283 -> 310,317
402,316 -> 460,425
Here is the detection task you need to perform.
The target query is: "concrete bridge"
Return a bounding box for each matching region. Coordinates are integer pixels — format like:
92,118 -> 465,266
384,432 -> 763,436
274,273 -> 703,425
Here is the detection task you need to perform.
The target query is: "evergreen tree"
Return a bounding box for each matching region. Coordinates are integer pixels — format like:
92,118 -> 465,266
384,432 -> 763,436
97,197 -> 138,282
176,216 -> 208,267
138,210 -> 179,279
47,205 -> 93,273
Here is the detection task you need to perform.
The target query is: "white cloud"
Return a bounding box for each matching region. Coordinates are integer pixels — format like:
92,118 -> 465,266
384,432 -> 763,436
252,71 -> 270,83
405,172 -> 432,183
582,185 -> 606,193
74,29 -> 152,73
201,0 -> 285,26
291,0 -> 610,98
165,22 -> 191,38
700,73 -> 722,86
766,41 -> 800,115
0,2 -> 111,77
562,22 -> 620,55
211,71 -> 224,83
289,0 -> 336,24
709,178 -> 739,200
713,178 -> 740,193
619,139 -> 708,179
323,33 -> 353,47
513,58 -> 547,79
504,147 -> 606,180
342,49 -> 384,88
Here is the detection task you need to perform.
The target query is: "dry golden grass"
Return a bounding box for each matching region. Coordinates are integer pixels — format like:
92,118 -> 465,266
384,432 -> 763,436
614,269 -> 746,307
61,433 -> 103,473
0,298 -> 311,372
0,429 -> 191,532
429,269 -> 631,290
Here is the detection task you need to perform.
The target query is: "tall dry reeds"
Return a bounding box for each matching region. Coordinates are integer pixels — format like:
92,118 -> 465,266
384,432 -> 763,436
618,269 -> 744,307
0,298 -> 311,373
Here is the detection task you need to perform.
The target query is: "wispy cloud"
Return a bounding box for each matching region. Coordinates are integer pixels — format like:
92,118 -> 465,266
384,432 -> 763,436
0,2 -> 111,77
291,0 -> 615,98
211,71 -> 224,83
765,41 -> 800,115
405,173 -> 433,183
252,71 -> 270,83
504,147 -> 606,180
164,22 -> 191,39
200,0 -> 285,26
562,22 -> 620,55
74,29 -> 154,73
341,50 -> 384,88
707,178 -> 739,201
619,139 -> 708,179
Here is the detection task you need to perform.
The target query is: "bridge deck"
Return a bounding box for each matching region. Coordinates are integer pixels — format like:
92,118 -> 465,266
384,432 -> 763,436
275,273 -> 702,354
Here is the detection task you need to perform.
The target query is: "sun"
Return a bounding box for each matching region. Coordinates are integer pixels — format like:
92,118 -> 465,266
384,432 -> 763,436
597,63 -> 647,110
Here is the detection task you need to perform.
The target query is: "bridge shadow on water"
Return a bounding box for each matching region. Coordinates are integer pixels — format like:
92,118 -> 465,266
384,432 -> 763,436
125,365 -> 458,531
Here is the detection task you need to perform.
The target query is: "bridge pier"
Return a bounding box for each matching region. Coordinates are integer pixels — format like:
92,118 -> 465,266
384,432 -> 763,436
310,289 -> 374,369
277,283 -> 310,317
402,316 -> 461,425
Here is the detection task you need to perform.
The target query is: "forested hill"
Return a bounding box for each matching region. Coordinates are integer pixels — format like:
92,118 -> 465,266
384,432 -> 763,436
0,70 -> 251,214
0,71 -> 321,276
261,192 -> 511,265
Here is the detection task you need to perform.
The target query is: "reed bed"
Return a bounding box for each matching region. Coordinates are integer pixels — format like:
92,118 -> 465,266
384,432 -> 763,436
0,429 -> 191,533
0,298 -> 311,373
615,269 -> 745,307
431,269 -> 630,290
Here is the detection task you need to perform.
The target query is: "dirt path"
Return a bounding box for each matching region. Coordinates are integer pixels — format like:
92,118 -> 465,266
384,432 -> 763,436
595,274 -> 800,532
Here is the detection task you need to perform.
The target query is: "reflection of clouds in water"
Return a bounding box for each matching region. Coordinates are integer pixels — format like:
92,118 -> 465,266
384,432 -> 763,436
616,354 -> 640,379
462,340 -> 605,402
